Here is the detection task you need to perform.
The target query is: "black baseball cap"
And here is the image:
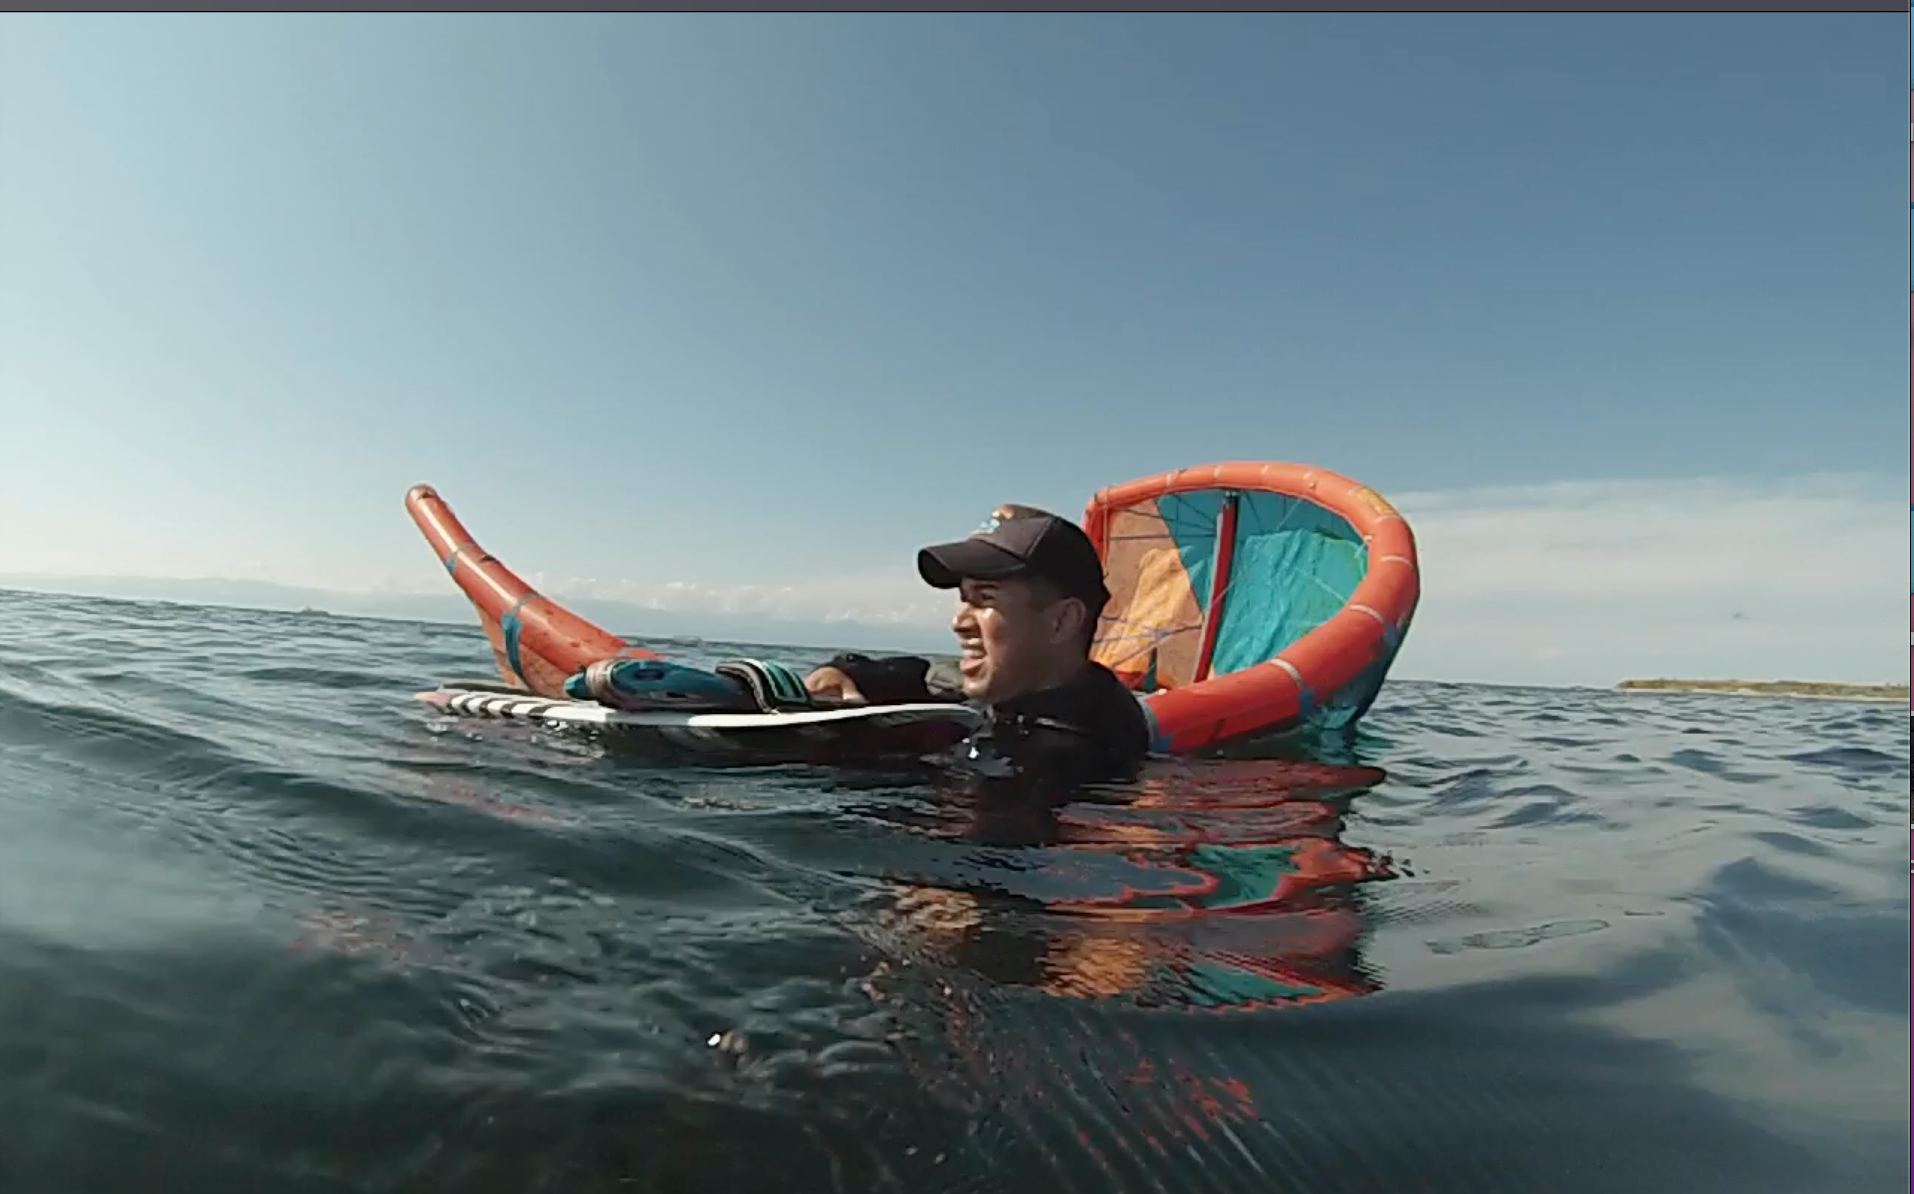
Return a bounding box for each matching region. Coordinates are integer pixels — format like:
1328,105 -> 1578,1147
917,505 -> 1111,610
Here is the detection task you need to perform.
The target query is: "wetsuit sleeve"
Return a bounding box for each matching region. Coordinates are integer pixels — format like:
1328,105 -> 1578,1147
822,653 -> 967,704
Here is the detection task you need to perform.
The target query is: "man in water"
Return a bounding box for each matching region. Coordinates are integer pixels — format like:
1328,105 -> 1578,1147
801,505 -> 1152,786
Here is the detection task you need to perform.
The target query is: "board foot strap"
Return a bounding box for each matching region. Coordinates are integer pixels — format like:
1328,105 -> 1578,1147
714,659 -> 818,713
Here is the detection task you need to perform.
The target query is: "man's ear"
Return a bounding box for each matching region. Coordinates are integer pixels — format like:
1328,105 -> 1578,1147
1050,596 -> 1088,645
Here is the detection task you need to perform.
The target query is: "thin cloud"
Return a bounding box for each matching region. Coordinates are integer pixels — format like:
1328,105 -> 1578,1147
1390,473 -> 1904,686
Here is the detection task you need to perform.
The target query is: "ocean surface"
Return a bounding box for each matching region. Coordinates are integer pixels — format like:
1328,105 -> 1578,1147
0,587 -> 1905,1194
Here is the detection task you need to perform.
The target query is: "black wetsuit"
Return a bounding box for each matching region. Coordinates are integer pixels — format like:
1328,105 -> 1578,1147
821,652 -> 1152,788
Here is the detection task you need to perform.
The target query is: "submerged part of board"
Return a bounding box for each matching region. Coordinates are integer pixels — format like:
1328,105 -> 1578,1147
417,684 -> 985,762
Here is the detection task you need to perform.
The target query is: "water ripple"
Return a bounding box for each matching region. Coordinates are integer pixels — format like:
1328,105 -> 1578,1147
0,588 -> 1904,1193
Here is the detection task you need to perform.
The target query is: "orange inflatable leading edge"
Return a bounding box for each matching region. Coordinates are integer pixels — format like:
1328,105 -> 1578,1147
404,484 -> 656,698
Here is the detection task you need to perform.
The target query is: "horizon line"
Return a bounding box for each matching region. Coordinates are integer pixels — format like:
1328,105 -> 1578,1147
3,574 -> 1905,694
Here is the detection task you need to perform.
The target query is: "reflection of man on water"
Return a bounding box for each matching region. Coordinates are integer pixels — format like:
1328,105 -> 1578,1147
838,753 -> 1396,1169
862,757 -> 1395,1012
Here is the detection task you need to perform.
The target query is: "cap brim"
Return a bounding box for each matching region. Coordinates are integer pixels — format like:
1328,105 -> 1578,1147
917,539 -> 1029,589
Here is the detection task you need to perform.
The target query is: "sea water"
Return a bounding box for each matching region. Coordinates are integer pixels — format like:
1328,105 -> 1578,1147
0,588 -> 1905,1193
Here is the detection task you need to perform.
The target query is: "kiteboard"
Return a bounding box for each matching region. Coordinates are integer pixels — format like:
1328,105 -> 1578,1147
417,678 -> 984,761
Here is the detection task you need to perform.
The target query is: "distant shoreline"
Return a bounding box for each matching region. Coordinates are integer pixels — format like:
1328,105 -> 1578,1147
1616,678 -> 1909,703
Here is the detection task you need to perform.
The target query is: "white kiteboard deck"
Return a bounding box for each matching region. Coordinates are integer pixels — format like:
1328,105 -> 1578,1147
415,681 -> 985,759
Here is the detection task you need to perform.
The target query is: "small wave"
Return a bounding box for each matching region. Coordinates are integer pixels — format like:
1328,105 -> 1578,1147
235,664 -> 397,691
0,592 -> 1902,1191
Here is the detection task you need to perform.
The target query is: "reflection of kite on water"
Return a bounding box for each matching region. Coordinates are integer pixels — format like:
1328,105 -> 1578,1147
871,757 -> 1393,1012
860,756 -> 1397,1186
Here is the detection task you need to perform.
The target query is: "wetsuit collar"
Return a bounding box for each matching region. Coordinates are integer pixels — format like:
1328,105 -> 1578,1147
987,660 -> 1097,715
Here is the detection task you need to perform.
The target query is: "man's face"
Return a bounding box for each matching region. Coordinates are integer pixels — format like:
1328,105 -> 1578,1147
950,576 -> 1083,702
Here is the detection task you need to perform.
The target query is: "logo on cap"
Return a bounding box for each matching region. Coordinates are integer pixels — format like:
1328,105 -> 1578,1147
973,504 -> 1041,538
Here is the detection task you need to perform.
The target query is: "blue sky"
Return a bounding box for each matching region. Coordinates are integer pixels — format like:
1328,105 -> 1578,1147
1,14 -> 1906,684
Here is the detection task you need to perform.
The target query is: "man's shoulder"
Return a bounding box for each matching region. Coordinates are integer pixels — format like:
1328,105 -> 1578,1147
1073,663 -> 1152,760
1083,660 -> 1145,708
1084,660 -> 1135,693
